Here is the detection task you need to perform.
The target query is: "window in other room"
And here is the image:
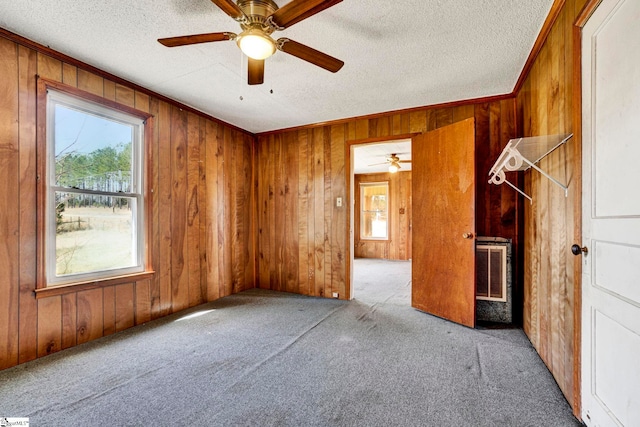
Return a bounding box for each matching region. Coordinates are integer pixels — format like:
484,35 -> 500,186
360,182 -> 389,240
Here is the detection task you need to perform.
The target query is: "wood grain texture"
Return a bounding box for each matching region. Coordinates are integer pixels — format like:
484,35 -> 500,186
37,297 -> 61,357
77,288 -> 103,344
411,119 -> 476,328
0,39 -> 256,370
17,44 -> 38,364
257,102 -> 518,303
516,0 -> 587,415
103,285 -> 116,336
61,293 -> 77,349
0,37 -> 20,369
187,112 -> 203,307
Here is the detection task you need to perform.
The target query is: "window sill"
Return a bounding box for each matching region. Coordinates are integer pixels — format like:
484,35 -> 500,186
34,270 -> 155,299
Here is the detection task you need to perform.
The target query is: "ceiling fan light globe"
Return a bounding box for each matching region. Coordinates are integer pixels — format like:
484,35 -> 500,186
238,29 -> 276,60
388,163 -> 400,173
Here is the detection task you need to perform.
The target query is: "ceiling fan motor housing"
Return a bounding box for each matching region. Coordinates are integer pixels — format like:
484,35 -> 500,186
237,0 -> 279,32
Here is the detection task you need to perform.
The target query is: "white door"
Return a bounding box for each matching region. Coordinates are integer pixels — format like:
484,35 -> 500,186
581,0 -> 640,425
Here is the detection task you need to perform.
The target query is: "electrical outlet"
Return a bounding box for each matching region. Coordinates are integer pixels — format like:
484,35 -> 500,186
332,292 -> 339,298
336,197 -> 342,207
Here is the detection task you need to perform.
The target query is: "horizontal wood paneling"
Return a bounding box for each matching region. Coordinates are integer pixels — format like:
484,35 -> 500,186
516,0 -> 587,416
354,171 -> 412,260
0,35 -> 256,370
256,102 -> 519,302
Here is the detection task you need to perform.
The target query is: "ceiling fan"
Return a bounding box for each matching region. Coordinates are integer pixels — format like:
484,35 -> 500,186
158,0 -> 345,85
369,153 -> 411,173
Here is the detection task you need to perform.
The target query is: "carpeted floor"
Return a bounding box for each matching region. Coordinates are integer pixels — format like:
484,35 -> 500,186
0,259 -> 581,426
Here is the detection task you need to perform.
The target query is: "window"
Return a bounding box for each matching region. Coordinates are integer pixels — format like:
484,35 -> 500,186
360,182 -> 389,240
39,82 -> 151,288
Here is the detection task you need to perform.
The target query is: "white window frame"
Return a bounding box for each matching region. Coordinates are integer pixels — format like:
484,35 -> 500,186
359,181 -> 389,241
45,90 -> 145,286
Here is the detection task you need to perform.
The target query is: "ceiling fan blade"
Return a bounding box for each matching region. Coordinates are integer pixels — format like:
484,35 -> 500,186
277,38 -> 344,73
399,160 -> 412,163
367,162 -> 389,166
270,0 -> 342,29
248,58 -> 265,85
210,0 -> 246,21
158,32 -> 235,47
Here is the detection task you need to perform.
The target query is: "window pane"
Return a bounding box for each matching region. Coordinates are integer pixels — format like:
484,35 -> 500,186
55,192 -> 137,277
54,104 -> 133,189
362,211 -> 388,238
360,182 -> 389,239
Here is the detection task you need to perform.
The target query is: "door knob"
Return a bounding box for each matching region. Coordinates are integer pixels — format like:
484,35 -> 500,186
462,232 -> 474,239
571,244 -> 588,256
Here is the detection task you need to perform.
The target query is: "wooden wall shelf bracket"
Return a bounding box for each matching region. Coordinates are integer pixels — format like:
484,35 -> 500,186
488,134 -> 573,203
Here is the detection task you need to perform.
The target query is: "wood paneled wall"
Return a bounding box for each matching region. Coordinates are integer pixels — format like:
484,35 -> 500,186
0,36 -> 256,370
256,100 -> 518,300
354,171 -> 412,260
516,0 -> 587,414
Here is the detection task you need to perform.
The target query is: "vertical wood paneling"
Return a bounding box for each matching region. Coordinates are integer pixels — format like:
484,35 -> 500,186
1,39 -> 257,371
77,68 -> 103,96
115,283 -> 135,332
103,286 -> 116,336
37,297 -> 61,357
61,294 -> 77,349
205,121 -> 220,299
36,52 -> 61,81
298,130 -> 310,296
257,101 -> 518,301
103,80 -> 116,101
62,63 -> 77,87
156,100 -> 173,317
198,118 -> 208,301
77,288 -> 103,344
135,280 -> 151,325
330,124 -> 346,298
274,134 -> 285,291
284,132 -> 299,293
0,38 -> 20,369
17,44 -> 38,364
217,125 -> 230,295
313,128 -> 325,297
115,83 -> 135,108
187,112 -> 202,306
517,0 -> 584,413
170,107 -> 189,311
323,127 -> 332,298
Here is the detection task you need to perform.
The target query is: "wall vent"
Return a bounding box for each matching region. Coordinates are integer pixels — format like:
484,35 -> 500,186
476,244 -> 507,302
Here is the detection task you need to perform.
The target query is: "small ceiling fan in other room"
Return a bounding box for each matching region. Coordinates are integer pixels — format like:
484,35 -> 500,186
158,0 -> 345,85
368,154 -> 411,173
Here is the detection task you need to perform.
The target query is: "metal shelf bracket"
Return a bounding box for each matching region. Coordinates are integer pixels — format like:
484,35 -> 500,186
488,134 -> 573,203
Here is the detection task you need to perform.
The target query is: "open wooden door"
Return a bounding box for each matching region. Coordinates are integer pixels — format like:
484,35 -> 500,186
411,118 -> 476,327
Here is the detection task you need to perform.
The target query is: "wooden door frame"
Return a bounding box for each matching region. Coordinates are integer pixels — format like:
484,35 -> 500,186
344,133 -> 418,300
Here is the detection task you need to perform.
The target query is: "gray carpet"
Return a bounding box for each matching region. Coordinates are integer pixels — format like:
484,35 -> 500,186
0,259 -> 580,426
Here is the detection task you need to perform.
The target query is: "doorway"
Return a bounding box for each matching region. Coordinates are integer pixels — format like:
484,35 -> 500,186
348,138 -> 413,304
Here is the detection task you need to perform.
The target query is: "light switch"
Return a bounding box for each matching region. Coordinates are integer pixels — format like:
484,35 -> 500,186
336,197 -> 342,207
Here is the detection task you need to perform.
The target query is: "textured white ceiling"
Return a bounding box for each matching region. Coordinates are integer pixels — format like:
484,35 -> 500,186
0,0 -> 553,133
